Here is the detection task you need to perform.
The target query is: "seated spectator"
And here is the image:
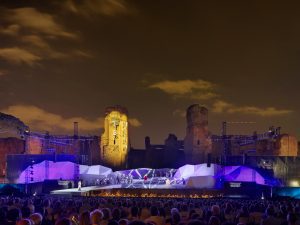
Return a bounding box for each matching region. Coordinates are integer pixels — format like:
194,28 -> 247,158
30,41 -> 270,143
108,221 -> 119,225
144,206 -> 165,225
224,203 -> 235,223
249,204 -> 264,225
21,206 -> 31,219
211,205 -> 222,221
55,218 -> 72,225
129,206 -> 140,221
237,206 -> 249,225
29,213 -> 43,225
187,220 -> 206,225
91,209 -> 104,225
129,221 -> 146,225
140,203 -> 151,221
261,207 -> 282,225
79,211 -> 90,225
16,219 -> 32,225
101,208 -> 112,225
166,211 -> 180,225
209,216 -> 221,225
6,207 -> 21,225
119,219 -> 130,225
112,208 -> 122,222
287,213 -> 298,225
179,204 -> 189,222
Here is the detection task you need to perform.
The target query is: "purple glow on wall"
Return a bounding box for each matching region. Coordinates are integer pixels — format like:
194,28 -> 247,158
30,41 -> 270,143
17,161 -> 112,184
174,164 -> 269,186
222,166 -> 265,185
16,161 -> 274,186
174,164 -> 220,179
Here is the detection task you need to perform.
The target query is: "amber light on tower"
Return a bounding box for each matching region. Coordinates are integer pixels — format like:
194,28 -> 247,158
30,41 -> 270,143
184,104 -> 212,164
100,106 -> 129,168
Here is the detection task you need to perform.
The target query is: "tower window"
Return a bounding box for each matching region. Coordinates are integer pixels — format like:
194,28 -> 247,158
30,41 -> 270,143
197,140 -> 200,145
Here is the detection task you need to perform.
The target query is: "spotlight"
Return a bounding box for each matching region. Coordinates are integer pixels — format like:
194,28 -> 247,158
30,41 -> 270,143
289,180 -> 299,187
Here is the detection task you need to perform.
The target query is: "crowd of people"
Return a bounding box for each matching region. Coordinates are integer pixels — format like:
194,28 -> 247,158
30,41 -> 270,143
0,196 -> 299,225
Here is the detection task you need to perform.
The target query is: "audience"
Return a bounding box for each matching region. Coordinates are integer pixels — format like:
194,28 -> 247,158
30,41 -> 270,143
79,211 -> 90,225
29,213 -> 43,225
1,196 -> 300,225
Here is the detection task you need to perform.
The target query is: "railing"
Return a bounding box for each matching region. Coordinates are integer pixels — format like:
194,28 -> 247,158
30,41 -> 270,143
0,178 -> 8,184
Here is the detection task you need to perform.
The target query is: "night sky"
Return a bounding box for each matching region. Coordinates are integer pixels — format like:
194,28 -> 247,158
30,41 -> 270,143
0,0 -> 299,148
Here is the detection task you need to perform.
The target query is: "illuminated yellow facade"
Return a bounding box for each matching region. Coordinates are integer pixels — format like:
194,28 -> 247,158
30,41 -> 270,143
100,106 -> 129,168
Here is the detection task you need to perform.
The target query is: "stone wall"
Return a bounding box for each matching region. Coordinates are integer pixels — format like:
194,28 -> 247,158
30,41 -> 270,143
0,137 -> 25,176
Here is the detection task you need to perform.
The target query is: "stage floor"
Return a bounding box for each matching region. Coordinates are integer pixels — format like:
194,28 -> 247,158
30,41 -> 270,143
51,178 -> 186,195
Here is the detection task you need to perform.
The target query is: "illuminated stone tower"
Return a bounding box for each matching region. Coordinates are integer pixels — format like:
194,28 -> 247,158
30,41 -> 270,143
184,104 -> 212,164
100,106 -> 129,168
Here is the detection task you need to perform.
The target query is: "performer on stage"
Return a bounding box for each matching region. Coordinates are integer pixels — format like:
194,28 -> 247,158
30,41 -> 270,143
78,180 -> 82,191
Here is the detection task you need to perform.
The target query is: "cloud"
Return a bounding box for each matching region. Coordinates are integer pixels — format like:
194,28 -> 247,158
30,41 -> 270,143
149,79 -> 213,95
0,24 -> 20,36
72,50 -> 93,58
212,100 -> 292,116
190,92 -> 218,101
0,44 -> 87,66
211,100 -> 232,113
21,35 -> 69,59
0,7 -> 92,67
1,105 -> 103,134
21,35 -> 92,60
0,69 -> 8,77
148,79 -> 217,100
8,7 -> 77,39
128,118 -> 142,127
148,79 -> 291,117
63,0 -> 133,17
21,35 -> 49,49
0,47 -> 41,66
1,105 -> 141,134
173,109 -> 186,118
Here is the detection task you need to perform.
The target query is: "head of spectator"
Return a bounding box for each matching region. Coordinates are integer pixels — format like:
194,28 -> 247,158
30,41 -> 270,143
16,219 -> 32,225
90,209 -> 103,225
108,220 -> 119,225
129,221 -> 146,225
180,204 -> 188,212
211,205 -> 220,216
209,216 -> 221,225
29,213 -> 43,225
266,207 -> 275,217
121,208 -> 128,219
112,208 -> 121,221
240,206 -> 249,217
287,213 -> 298,225
189,209 -> 196,219
150,206 -> 159,217
43,199 -> 50,208
171,208 -> 179,215
187,220 -> 206,225
119,218 -> 129,225
7,208 -> 21,224
171,211 -> 181,225
0,206 -> 7,223
102,208 -> 111,220
21,206 -> 31,218
55,218 -> 72,225
79,211 -> 90,225
158,208 -> 166,218
131,206 -> 139,218
190,213 -> 200,220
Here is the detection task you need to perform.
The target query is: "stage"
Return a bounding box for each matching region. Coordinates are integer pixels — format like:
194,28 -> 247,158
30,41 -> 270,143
51,178 -> 186,195
50,177 -> 224,198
